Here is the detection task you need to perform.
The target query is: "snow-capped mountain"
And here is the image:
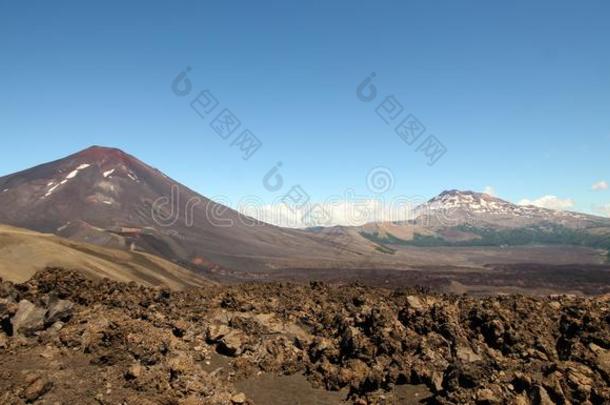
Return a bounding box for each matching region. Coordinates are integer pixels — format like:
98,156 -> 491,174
414,190 -> 607,229
354,189 -> 610,257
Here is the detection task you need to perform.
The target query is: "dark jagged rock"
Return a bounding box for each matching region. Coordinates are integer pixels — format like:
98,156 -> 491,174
0,267 -> 608,404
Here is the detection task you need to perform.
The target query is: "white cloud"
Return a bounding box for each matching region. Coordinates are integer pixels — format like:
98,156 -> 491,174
518,195 -> 575,211
592,180 -> 608,191
483,186 -> 496,196
593,204 -> 610,217
238,197 -> 425,228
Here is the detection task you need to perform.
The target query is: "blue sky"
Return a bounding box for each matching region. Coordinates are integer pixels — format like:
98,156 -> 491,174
2,1 -> 609,218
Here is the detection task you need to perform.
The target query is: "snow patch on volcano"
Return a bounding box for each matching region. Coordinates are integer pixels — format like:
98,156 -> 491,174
43,163 -> 92,198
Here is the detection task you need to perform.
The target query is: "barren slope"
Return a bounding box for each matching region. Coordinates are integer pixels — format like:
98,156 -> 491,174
0,224 -> 212,289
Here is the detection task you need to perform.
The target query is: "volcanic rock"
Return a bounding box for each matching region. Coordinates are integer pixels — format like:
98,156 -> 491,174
231,392 -> 247,404
22,375 -> 52,402
218,330 -> 246,356
0,268 -> 608,404
45,297 -> 74,324
11,300 -> 46,336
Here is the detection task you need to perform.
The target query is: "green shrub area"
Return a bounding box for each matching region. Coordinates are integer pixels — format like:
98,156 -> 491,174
360,224 -> 610,262
374,244 -> 396,255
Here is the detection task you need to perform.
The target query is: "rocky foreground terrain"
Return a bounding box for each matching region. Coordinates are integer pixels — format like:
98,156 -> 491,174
1,268 -> 609,404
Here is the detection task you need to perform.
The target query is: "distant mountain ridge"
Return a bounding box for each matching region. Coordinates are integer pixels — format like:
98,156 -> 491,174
1,146 -> 609,281
360,190 -> 610,261
414,189 -> 606,228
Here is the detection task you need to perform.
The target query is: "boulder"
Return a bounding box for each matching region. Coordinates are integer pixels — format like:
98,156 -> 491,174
125,363 -> 144,380
0,298 -> 17,334
231,392 -> 247,404
45,298 -> 74,325
513,394 -> 530,405
529,385 -> 555,405
456,345 -> 482,363
218,330 -> 246,356
172,319 -> 189,338
476,387 -> 501,404
347,358 -> 369,389
0,298 -> 15,319
567,366 -> 593,394
207,324 -> 231,343
22,376 -> 52,402
589,343 -> 610,379
406,296 -> 425,311
12,300 -> 46,336
430,371 -> 444,393
47,321 -> 64,334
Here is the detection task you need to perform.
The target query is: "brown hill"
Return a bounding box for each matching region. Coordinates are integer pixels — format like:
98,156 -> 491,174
0,224 -> 212,289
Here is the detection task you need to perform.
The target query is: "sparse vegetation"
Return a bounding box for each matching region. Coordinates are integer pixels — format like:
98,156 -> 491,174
361,224 -> 610,263
373,244 -> 396,255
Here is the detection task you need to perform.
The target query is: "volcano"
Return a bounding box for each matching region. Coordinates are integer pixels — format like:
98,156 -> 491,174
0,146 -> 368,275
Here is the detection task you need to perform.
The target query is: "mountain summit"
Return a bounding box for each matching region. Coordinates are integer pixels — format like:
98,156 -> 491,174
0,146 -> 360,274
0,145 -> 176,232
415,189 -> 602,229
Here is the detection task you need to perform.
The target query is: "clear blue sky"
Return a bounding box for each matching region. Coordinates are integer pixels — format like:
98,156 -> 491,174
2,1 -> 609,215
